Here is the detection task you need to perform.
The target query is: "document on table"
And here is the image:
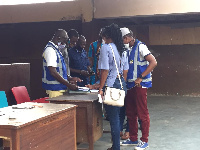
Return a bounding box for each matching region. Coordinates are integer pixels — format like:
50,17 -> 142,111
68,87 -> 90,94
98,94 -> 103,103
90,89 -> 99,93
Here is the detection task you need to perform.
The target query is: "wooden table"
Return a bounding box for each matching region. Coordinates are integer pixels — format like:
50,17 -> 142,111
47,93 -> 103,150
0,102 -> 77,150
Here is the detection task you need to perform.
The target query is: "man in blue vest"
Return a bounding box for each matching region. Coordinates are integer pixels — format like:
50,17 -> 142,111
42,29 -> 81,98
121,28 -> 157,150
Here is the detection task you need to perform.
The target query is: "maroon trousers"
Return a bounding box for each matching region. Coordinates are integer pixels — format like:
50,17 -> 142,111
125,87 -> 150,143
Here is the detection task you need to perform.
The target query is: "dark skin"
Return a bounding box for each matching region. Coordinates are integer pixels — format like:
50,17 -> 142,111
70,35 -> 94,77
69,36 -> 79,48
48,30 -> 81,91
48,67 -> 79,90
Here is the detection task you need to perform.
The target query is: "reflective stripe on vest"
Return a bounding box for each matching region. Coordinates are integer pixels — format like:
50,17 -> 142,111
127,41 -> 152,88
42,42 -> 67,90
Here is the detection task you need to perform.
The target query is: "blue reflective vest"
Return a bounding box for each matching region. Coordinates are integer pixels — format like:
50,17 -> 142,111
42,42 -> 68,91
127,40 -> 152,89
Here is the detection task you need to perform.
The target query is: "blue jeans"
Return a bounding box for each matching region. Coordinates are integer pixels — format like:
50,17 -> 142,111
120,106 -> 129,132
119,78 -> 129,132
104,77 -> 127,150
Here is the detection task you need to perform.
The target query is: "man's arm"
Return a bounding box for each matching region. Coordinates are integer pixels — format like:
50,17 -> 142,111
134,54 -> 157,86
48,66 -> 78,90
70,68 -> 90,77
141,54 -> 157,77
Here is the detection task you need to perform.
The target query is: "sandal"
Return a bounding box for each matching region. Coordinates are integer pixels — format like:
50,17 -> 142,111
121,132 -> 130,140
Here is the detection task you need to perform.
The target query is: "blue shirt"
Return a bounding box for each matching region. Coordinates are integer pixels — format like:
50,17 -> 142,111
88,41 -> 101,72
120,50 -> 129,73
98,43 -> 121,87
68,46 -> 90,86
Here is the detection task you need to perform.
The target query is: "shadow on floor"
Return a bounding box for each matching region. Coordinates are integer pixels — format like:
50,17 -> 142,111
93,96 -> 200,150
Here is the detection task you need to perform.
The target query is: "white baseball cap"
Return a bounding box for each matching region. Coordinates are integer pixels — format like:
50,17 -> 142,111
120,27 -> 130,37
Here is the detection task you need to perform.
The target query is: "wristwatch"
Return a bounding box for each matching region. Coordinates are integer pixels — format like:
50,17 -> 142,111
139,74 -> 144,79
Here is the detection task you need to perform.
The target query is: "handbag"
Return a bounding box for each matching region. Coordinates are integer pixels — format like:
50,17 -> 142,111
103,44 -> 125,107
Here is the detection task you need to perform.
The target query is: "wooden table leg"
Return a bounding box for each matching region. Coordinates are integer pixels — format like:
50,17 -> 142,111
10,131 -> 18,150
86,103 -> 94,150
0,138 -> 3,149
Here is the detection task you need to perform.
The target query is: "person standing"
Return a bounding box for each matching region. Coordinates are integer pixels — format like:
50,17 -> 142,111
121,28 -> 157,150
98,23 -> 128,150
68,29 -> 79,49
118,27 -> 131,140
69,35 -> 93,87
60,29 -> 79,77
88,28 -> 104,85
42,29 -> 80,98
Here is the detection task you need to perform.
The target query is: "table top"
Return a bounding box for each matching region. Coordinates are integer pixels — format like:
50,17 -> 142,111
0,102 -> 76,129
47,93 -> 98,102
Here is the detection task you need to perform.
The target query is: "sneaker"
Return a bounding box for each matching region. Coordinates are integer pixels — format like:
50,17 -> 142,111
120,139 -> 138,146
134,140 -> 149,150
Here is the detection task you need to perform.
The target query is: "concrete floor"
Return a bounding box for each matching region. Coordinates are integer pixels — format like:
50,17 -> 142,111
93,96 -> 200,150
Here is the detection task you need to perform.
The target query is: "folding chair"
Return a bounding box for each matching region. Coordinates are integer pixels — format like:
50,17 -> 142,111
0,91 -> 8,108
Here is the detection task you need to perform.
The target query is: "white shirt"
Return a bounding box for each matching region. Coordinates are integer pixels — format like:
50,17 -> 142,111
139,44 -> 151,60
130,43 -> 151,60
43,41 -> 58,67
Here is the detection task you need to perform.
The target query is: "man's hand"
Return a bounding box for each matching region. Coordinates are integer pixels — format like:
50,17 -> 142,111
68,83 -> 78,91
68,76 -> 82,84
80,70 -> 90,77
85,84 -> 94,89
134,78 -> 142,87
86,83 -> 100,89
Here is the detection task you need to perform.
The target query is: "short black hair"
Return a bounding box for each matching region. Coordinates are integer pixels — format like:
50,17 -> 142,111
78,35 -> 86,43
68,29 -> 79,39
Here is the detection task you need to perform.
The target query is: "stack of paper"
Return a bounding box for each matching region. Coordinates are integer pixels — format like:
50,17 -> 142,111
78,87 -> 90,91
68,87 -> 90,94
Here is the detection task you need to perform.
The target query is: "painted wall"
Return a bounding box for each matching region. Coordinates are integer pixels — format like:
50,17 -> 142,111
149,24 -> 200,45
94,0 -> 200,19
2,0 -> 200,24
148,44 -> 200,96
0,0 -> 94,24
0,1 -> 82,24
